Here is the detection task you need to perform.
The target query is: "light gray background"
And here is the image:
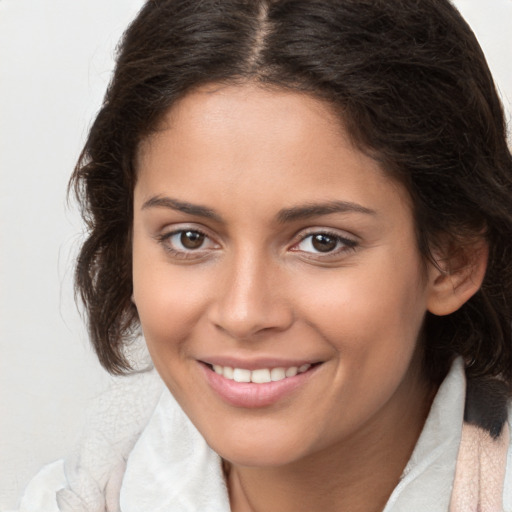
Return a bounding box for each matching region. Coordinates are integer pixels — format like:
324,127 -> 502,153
0,0 -> 511,509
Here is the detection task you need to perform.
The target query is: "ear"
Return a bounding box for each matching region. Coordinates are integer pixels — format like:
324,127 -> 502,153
426,239 -> 488,316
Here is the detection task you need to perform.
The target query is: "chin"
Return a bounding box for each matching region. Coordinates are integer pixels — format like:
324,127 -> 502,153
205,427 -> 313,468
221,447 -> 304,469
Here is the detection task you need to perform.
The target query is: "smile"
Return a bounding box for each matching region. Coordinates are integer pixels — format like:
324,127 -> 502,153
211,364 -> 312,383
200,361 -> 322,408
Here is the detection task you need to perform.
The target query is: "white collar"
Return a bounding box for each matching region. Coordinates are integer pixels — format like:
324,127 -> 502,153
120,388 -> 230,512
383,357 -> 465,511
120,359 -> 466,511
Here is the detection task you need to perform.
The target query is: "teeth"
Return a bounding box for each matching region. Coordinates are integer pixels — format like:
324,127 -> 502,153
223,366 -> 234,379
251,369 -> 271,383
270,367 -> 286,381
233,368 -> 251,382
211,363 -> 312,383
285,366 -> 298,377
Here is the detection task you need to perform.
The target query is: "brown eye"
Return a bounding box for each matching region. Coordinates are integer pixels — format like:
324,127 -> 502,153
158,228 -> 219,258
180,230 -> 205,249
311,234 -> 338,252
292,231 -> 358,257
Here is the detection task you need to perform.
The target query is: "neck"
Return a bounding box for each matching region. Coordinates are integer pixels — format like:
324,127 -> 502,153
227,372 -> 435,512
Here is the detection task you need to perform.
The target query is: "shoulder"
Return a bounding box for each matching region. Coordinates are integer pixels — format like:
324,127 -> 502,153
11,367 -> 164,512
12,460 -> 65,512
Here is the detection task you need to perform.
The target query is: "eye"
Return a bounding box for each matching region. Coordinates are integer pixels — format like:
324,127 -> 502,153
292,231 -> 357,255
175,230 -> 207,250
157,228 -> 219,257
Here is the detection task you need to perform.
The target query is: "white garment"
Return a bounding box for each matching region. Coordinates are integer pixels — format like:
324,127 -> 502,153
11,359 -> 512,512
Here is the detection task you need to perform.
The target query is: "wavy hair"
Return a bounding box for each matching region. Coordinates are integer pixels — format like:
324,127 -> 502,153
71,0 -> 512,431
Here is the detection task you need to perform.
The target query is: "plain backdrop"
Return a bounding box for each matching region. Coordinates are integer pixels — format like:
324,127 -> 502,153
0,0 -> 511,509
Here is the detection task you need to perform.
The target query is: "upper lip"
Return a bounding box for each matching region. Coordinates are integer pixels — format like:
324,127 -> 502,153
199,356 -> 322,370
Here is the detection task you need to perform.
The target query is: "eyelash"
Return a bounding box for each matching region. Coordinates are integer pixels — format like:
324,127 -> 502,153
156,228 -> 216,259
155,228 -> 359,260
291,230 -> 358,257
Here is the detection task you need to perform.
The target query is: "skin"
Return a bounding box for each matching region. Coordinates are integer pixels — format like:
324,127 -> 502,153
132,83 -> 485,512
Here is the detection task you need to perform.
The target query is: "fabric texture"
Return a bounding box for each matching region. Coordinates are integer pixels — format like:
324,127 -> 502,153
450,422 -> 510,512
15,369 -> 165,512
12,358 -> 512,512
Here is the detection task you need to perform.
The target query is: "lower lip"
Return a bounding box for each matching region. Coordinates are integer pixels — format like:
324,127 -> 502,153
200,363 -> 319,408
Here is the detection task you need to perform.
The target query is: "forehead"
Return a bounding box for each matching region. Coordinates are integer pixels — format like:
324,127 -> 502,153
138,82 -> 346,160
135,83 -> 412,222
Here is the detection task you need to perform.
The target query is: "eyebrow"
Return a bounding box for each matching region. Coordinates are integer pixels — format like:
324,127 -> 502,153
276,200 -> 376,223
141,196 -> 223,222
141,196 -> 375,224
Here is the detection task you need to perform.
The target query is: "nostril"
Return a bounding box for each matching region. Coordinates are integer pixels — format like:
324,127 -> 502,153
209,302 -> 295,340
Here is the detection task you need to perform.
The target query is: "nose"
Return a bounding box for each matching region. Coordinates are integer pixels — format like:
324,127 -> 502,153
208,251 -> 294,340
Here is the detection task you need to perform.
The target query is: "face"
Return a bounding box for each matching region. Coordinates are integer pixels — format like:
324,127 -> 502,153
132,83 -> 436,468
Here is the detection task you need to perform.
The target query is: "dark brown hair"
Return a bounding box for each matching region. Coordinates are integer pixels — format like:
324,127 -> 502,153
71,0 -> 512,429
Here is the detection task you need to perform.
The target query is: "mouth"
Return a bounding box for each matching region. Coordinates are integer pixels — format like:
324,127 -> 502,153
199,360 -> 323,408
204,362 -> 318,383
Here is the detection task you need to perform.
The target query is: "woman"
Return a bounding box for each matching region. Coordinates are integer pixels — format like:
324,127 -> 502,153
16,0 -> 512,510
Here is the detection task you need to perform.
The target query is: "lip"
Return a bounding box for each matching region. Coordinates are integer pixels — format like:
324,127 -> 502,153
199,361 -> 321,408
201,356 -> 321,371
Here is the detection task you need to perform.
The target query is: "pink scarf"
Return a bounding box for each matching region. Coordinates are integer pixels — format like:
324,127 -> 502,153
450,422 -> 510,512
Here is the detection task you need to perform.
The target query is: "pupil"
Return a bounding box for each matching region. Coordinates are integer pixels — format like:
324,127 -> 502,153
312,234 -> 337,252
181,231 -> 204,249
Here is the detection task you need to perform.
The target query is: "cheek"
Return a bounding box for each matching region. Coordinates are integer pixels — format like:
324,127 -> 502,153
292,254 -> 427,433
132,241 -> 208,359
294,249 -> 428,362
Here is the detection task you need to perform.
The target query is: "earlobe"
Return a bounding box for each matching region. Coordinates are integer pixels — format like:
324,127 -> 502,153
426,241 -> 488,316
